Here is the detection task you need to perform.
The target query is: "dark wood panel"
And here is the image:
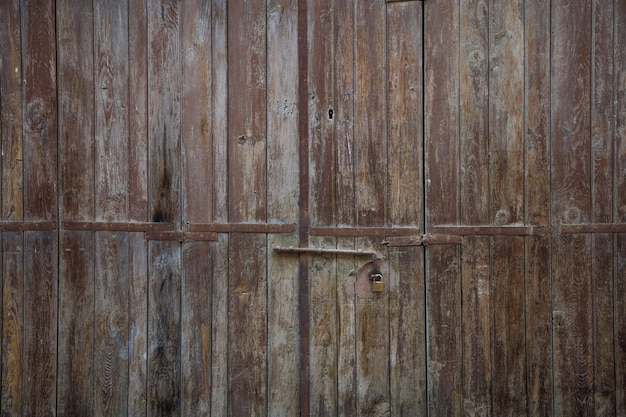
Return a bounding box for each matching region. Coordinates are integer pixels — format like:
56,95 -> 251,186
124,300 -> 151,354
524,0 -> 553,414
95,0 -> 130,221
58,0 -> 94,221
23,231 -> 57,416
424,0 -> 462,414
0,0 -> 23,221
58,231 -> 95,416
552,0 -> 594,415
22,0 -> 57,221
1,232 -> 22,415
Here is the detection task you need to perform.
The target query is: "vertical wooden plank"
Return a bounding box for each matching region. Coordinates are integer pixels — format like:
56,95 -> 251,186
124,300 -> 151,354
148,241 -> 181,417
525,0 -> 553,415
386,2 -> 426,415
551,0 -> 593,415
23,231 -> 57,417
334,1 -> 357,414
591,1 -> 616,416
57,0 -> 95,221
210,0 -> 229,415
22,0 -> 57,221
267,0 -> 300,415
58,231 -> 95,416
129,0 -> 149,222
424,0 -> 462,414
95,232 -> 130,416
95,0 -> 130,221
148,0 -> 181,226
307,0 -> 337,413
489,0 -> 527,415
459,0 -> 490,415
354,2 -> 389,415
0,0 -> 24,221
615,1 -> 626,415
129,232 -> 149,417
1,232 -> 23,416
227,0 -> 268,415
180,2 -> 212,416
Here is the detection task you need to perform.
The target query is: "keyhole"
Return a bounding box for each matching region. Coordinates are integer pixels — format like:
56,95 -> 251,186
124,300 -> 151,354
328,109 -> 334,120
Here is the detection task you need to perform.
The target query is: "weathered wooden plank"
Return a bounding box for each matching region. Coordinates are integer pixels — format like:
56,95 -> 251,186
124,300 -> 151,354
307,0 -> 337,413
267,0 -> 300,414
23,231 -> 57,417
591,1 -> 617,416
488,0 -> 527,414
0,0 -> 23,221
94,232 -> 129,416
179,5 -> 213,412
524,0 -> 553,414
95,0 -> 130,221
148,241 -> 181,417
354,2 -> 390,415
459,0 -> 490,414
129,232 -> 149,417
1,232 -> 22,416
424,0 -> 462,414
210,1 -> 229,414
148,0 -> 181,227
386,2 -> 426,415
57,0 -> 94,221
128,0 -> 149,222
334,0 -> 357,414
551,0 -> 594,414
58,231 -> 95,416
615,1 -> 626,415
22,0 -> 57,221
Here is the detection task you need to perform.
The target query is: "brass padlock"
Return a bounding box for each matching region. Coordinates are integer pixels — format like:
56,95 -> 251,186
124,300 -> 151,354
371,273 -> 384,293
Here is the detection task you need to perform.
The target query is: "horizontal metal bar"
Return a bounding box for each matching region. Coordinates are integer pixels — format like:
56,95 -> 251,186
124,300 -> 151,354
187,222 -> 296,234
0,221 -> 57,231
63,221 -> 175,232
560,223 -> 626,234
145,231 -> 218,242
274,246 -> 380,259
383,234 -> 464,247
430,225 -> 546,236
310,226 -> 421,237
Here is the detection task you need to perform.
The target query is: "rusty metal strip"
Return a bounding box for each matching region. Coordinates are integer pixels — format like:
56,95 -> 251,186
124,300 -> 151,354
144,231 -> 218,242
310,226 -> 422,237
429,225 -> 546,236
383,234 -> 465,247
560,223 -> 626,234
186,222 -> 296,234
0,221 -> 57,231
62,221 -> 175,232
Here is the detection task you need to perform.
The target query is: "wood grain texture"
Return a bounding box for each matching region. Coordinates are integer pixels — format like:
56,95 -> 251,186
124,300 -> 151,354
148,0 -> 181,227
148,241 -> 181,417
0,0 -> 24,221
387,3 -> 426,415
267,0 -> 300,414
1,232 -> 23,416
57,0 -> 94,222
22,0 -> 57,221
489,1 -> 527,415
424,0 -> 462,414
591,1 -> 617,416
58,231 -> 95,417
459,0 -> 490,414
551,0 -> 594,415
23,231 -> 57,417
95,0 -> 130,222
524,0 -> 553,415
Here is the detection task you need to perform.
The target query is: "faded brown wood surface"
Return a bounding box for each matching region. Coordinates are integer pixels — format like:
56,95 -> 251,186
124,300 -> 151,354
1,1 -> 626,416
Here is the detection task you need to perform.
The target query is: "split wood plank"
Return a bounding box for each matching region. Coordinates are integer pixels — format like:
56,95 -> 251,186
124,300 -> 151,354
424,0 -> 462,414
